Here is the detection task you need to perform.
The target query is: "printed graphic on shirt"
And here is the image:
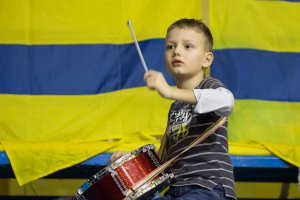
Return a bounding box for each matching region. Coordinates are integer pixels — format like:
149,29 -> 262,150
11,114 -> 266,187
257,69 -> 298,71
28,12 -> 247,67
168,104 -> 192,141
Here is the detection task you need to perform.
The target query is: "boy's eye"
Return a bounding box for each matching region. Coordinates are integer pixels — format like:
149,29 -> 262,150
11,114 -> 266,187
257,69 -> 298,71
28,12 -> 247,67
166,45 -> 175,50
184,44 -> 193,49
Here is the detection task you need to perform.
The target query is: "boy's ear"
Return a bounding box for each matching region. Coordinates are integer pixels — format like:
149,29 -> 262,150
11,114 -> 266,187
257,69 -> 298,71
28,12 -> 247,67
202,52 -> 214,69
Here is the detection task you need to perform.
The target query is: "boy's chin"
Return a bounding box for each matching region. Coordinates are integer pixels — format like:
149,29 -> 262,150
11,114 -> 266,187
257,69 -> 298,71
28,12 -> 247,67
169,67 -> 185,74
172,72 -> 191,79
173,72 -> 204,80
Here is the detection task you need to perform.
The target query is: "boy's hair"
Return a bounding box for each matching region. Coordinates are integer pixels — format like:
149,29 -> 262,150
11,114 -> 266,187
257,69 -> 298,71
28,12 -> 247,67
167,19 -> 213,52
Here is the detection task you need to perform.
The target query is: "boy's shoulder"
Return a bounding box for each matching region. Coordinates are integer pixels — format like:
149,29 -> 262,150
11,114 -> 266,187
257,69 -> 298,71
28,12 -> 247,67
198,77 -> 225,89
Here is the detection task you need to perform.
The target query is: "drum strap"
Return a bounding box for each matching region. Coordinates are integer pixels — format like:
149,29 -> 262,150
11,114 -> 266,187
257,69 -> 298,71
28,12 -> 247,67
127,116 -> 228,195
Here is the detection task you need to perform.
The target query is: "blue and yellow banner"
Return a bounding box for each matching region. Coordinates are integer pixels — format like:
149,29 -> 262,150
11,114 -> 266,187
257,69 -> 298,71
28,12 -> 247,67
0,0 -> 300,186
0,0 -> 202,185
210,0 -> 300,165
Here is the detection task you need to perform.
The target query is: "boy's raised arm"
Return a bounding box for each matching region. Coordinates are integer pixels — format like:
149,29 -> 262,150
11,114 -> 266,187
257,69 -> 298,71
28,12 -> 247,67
144,70 -> 197,104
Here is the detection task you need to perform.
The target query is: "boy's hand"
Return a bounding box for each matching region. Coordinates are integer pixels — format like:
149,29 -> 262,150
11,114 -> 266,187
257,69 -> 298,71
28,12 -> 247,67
144,70 -> 172,99
144,70 -> 197,104
109,150 -> 127,164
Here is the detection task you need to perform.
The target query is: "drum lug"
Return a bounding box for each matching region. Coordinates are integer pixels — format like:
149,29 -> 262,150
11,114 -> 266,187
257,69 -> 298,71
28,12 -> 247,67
108,166 -> 129,196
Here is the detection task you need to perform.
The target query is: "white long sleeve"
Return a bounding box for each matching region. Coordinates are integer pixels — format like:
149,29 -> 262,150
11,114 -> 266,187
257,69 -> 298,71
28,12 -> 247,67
193,87 -> 234,116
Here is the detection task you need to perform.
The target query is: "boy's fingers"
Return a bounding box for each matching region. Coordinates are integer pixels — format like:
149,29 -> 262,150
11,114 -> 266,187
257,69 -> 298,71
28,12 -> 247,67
144,72 -> 150,80
109,151 -> 127,163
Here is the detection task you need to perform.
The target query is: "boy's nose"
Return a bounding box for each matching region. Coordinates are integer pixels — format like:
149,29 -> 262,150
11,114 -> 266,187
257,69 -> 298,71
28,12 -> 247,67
173,48 -> 181,57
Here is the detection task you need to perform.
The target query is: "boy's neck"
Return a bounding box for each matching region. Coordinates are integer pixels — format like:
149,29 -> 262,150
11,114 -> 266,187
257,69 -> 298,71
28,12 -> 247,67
175,74 -> 205,89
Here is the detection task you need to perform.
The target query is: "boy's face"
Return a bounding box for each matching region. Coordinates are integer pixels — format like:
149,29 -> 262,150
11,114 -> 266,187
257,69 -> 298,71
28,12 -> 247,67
165,27 -> 212,80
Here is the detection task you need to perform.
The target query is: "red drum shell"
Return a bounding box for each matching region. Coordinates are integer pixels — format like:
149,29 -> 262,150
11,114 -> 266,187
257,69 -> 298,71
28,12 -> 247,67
83,171 -> 124,200
77,144 -> 163,200
115,151 -> 158,189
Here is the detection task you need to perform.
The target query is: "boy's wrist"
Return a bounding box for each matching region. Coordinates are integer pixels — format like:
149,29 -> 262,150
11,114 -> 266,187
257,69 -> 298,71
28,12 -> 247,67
165,87 -> 174,100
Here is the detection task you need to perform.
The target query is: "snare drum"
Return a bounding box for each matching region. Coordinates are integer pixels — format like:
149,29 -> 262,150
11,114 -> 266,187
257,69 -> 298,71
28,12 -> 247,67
75,144 -> 174,200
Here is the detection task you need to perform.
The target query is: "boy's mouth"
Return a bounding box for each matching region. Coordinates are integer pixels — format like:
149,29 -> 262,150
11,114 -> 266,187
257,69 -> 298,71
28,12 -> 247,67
172,59 -> 184,65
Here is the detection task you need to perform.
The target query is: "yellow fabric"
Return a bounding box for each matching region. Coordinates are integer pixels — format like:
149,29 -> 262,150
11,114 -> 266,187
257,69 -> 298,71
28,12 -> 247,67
2,136 -> 161,186
0,0 -> 201,44
210,0 -> 300,52
0,88 -> 171,142
229,142 -> 272,156
2,95 -> 300,185
0,87 -> 168,185
228,100 -> 300,166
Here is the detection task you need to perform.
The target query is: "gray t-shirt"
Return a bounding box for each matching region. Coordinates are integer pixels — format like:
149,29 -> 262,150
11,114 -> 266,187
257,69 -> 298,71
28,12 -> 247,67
161,77 -> 236,199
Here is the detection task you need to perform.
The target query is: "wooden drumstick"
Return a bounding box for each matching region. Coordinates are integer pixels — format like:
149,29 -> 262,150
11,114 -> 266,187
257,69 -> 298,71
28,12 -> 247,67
127,20 -> 149,73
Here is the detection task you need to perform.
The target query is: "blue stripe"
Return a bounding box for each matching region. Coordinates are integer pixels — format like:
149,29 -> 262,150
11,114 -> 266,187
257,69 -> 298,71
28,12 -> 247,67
0,40 -> 174,95
212,49 -> 300,101
0,152 -> 10,165
2,44 -> 299,101
0,151 -> 292,168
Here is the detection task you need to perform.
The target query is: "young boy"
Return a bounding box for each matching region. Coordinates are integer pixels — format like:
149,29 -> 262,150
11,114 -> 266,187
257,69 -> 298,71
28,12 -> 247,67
143,18 -> 236,199
111,18 -> 235,199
